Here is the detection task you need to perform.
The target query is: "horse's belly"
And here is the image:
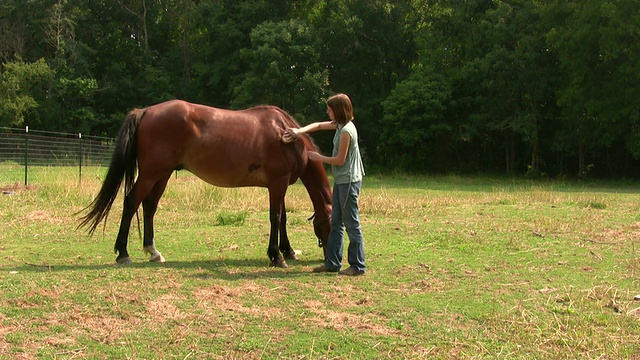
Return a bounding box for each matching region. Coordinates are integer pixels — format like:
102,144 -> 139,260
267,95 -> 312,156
181,130 -> 290,188
186,162 -> 269,188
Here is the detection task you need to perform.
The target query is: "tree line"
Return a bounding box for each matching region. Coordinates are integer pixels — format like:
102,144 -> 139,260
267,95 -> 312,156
1,0 -> 638,178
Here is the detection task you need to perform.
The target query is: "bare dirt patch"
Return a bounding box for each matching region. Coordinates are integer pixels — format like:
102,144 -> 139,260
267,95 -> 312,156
0,183 -> 38,194
628,306 -> 640,318
72,313 -> 139,344
302,299 -> 403,337
195,283 -> 285,320
593,222 -> 640,244
26,210 -> 62,224
148,294 -> 187,321
1,183 -> 22,194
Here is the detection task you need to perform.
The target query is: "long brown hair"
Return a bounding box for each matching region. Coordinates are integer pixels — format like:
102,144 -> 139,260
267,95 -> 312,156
327,93 -> 354,125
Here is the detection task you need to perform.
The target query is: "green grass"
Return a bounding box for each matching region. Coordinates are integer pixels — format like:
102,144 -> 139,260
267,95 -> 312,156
1,166 -> 639,359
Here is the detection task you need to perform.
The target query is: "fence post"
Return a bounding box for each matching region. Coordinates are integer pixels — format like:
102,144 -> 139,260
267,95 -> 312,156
24,126 -> 29,187
79,133 -> 82,183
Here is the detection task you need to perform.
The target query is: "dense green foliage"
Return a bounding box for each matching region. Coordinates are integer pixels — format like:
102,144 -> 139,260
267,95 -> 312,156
1,0 -> 638,178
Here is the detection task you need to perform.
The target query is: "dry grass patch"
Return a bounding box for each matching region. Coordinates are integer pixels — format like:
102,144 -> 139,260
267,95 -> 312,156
2,172 -> 640,359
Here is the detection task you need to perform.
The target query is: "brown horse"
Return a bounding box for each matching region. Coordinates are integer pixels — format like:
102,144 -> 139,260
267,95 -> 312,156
79,99 -> 332,268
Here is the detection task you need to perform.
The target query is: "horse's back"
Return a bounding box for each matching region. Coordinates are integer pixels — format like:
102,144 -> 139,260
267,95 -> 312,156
135,100 -> 306,188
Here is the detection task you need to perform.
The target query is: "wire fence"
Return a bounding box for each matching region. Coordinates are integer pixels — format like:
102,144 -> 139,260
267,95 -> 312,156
0,126 -> 115,186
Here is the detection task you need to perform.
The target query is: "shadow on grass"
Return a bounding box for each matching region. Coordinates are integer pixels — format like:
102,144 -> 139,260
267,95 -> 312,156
1,257 -> 325,280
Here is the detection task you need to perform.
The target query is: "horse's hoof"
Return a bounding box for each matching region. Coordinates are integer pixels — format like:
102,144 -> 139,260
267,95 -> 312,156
274,259 -> 288,268
116,257 -> 132,265
149,254 -> 166,263
284,252 -> 299,261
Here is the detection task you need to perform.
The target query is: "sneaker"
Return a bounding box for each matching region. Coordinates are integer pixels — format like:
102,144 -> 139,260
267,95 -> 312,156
312,264 -> 339,273
338,267 -> 365,276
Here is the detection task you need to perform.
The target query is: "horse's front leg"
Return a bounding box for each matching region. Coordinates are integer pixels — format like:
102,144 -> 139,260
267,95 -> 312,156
278,204 -> 297,261
267,185 -> 288,268
268,208 -> 287,268
142,176 -> 170,263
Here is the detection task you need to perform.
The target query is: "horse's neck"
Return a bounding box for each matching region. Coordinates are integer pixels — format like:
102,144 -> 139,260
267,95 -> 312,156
301,163 -> 332,219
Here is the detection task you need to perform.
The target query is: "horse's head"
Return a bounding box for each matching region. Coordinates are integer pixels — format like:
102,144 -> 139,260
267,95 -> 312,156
311,212 -> 331,260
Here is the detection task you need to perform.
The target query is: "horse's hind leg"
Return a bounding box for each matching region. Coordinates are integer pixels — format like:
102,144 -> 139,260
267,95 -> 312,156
142,174 -> 171,263
114,180 -> 155,264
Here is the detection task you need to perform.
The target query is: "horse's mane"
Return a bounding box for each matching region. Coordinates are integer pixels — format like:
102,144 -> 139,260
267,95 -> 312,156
247,105 -> 300,126
251,105 -> 321,152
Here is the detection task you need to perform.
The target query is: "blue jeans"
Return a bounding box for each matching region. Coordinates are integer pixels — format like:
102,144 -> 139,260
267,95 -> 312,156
325,181 -> 366,272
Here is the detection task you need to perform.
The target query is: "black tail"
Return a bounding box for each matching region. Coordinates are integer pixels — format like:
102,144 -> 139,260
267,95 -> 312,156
78,108 -> 146,234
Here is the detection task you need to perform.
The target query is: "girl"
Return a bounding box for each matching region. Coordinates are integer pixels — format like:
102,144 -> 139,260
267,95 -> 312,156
283,94 -> 366,276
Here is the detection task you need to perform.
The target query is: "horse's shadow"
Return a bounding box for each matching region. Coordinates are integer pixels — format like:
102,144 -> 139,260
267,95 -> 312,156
4,257 -> 324,280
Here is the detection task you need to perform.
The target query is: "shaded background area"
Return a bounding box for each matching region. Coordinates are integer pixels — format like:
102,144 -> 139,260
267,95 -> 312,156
0,0 -> 638,178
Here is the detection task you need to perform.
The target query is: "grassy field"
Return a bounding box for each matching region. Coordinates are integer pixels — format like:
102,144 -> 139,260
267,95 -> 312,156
0,164 -> 639,359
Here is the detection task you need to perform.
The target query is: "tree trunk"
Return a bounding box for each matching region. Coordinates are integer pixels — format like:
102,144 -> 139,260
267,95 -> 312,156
578,141 -> 585,177
505,129 -> 515,174
120,0 -> 149,55
530,139 -> 539,173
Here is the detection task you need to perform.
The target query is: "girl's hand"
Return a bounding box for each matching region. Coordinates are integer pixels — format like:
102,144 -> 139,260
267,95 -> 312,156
308,151 -> 321,161
281,128 -> 299,143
